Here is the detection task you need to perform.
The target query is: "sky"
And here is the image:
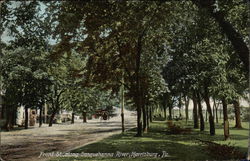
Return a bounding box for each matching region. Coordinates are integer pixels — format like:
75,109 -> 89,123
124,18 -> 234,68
1,1 -> 57,45
1,1 -> 21,43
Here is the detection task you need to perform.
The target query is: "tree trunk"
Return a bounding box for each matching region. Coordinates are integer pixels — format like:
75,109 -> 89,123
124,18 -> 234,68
212,103 -> 215,117
71,112 -> 75,124
149,106 -> 152,122
219,106 -> 222,120
222,98 -> 230,140
39,106 -> 43,127
212,12 -> 249,72
197,93 -> 204,131
134,34 -> 143,137
192,91 -> 199,129
214,99 -> 219,123
12,108 -> 17,126
135,98 -> 142,137
4,106 -> 13,131
134,81 -> 143,137
25,107 -> 29,129
134,32 -> 145,137
4,114 -> 12,131
163,106 -> 167,120
233,100 -> 242,128
82,112 -> 87,123
146,106 -> 150,130
215,107 -> 218,123
121,112 -> 125,131
49,109 -> 57,127
184,96 -> 189,123
43,103 -> 48,123
168,106 -> 172,120
120,74 -> 125,132
192,0 -> 249,72
178,95 -> 182,118
204,86 -> 215,136
205,110 -> 208,122
142,103 -> 147,133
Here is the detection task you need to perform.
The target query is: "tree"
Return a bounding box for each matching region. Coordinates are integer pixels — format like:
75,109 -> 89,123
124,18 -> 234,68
192,92 -> 199,129
48,1 -> 173,137
0,47 -> 51,129
1,1 -> 54,129
191,0 -> 249,71
209,47 -> 248,139
184,96 -> 190,123
233,100 -> 242,128
197,92 -> 205,131
45,53 -> 73,127
3,1 -> 247,139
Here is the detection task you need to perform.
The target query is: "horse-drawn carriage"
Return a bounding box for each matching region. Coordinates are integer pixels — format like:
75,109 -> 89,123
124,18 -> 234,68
93,109 -> 109,120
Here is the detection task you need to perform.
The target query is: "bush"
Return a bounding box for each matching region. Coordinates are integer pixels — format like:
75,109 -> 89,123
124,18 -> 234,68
153,115 -> 166,121
166,120 -> 192,134
197,139 -> 245,160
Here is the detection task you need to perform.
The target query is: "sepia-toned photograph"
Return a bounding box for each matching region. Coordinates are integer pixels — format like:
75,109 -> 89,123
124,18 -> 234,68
0,1 -> 249,161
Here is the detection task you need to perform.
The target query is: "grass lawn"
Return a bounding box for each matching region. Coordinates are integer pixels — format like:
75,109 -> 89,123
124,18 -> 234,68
50,120 -> 249,161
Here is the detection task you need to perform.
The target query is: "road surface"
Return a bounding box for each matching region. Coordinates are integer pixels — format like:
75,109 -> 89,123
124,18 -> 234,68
0,108 -> 136,161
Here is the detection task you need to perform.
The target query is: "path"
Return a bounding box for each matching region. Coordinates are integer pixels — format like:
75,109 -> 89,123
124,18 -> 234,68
0,108 -> 136,161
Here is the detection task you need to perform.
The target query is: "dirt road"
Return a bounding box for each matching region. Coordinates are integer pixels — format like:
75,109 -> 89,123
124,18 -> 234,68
0,108 -> 136,161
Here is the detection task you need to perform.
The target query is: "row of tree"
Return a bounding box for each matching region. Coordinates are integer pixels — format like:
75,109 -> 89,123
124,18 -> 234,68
0,44 -> 118,129
0,1 -> 248,141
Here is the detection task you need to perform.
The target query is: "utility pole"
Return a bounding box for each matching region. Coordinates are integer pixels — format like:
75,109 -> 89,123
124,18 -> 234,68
120,71 -> 125,132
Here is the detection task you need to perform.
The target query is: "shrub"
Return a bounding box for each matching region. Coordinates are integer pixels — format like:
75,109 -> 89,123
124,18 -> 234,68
166,120 -> 192,134
153,115 -> 166,121
197,139 -> 245,160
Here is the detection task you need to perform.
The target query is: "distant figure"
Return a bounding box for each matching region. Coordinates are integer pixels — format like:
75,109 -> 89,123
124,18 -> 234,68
175,116 -> 179,121
102,112 -> 108,120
